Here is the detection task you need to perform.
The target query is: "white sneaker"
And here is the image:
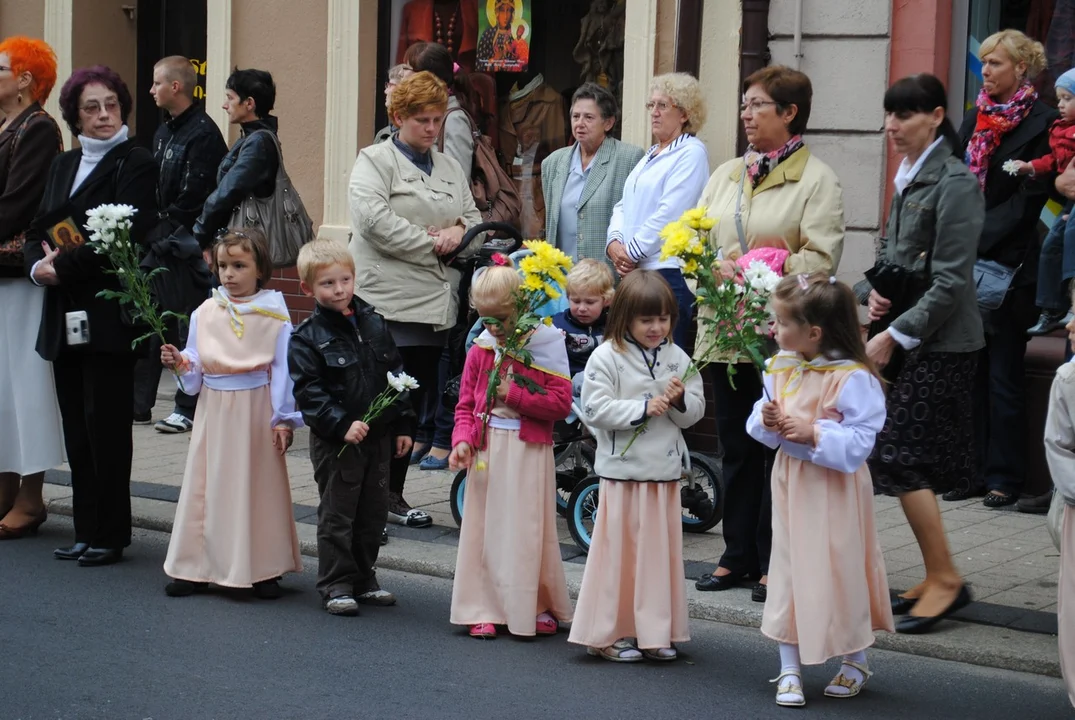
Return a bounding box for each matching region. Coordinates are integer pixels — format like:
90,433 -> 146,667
325,595 -> 360,616
155,412 -> 193,434
356,589 -> 396,606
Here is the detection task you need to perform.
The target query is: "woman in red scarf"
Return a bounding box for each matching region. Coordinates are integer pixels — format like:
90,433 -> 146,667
952,32 -> 1055,507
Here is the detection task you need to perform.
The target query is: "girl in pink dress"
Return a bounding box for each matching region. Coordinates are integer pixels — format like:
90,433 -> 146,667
160,229 -> 303,599
746,272 -> 894,708
448,261 -> 574,639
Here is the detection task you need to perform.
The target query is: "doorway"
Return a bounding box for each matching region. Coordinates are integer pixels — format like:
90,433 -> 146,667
135,0 -> 208,147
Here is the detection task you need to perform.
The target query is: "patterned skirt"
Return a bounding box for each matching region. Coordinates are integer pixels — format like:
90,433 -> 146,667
869,351 -> 978,496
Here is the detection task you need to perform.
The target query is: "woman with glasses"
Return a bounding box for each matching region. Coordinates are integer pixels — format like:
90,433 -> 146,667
23,65 -> 157,565
0,37 -> 64,542
605,72 -> 710,347
693,66 -> 846,603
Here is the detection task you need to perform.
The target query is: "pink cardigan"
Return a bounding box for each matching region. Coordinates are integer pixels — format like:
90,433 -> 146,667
451,344 -> 573,450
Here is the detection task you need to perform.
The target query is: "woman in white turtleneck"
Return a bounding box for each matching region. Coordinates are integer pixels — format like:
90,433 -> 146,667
23,65 -> 157,566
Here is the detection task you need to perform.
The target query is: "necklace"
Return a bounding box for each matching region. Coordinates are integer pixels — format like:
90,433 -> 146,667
433,4 -> 460,56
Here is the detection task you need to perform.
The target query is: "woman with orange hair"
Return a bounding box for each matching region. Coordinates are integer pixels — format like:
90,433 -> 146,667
0,36 -> 64,540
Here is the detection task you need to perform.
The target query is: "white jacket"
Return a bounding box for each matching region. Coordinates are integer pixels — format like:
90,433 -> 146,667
581,339 -> 706,481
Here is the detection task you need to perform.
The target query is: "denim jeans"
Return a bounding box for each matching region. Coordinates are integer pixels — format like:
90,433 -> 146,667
1036,200 -> 1075,311
656,267 -> 695,350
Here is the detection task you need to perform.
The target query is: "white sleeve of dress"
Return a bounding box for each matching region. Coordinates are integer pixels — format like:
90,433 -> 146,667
176,308 -> 203,395
270,321 -> 304,430
809,370 -> 887,473
745,371 -> 782,449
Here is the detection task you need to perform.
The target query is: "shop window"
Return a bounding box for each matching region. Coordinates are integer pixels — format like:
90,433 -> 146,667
376,0 -> 626,240
962,0 -> 1075,108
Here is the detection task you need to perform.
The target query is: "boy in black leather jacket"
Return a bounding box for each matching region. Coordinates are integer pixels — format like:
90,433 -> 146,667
288,240 -> 415,616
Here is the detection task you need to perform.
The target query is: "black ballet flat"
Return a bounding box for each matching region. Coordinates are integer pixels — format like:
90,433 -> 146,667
983,491 -> 1018,508
890,593 -> 918,615
751,583 -> 767,603
54,542 -> 90,560
696,572 -> 745,592
896,585 -> 972,635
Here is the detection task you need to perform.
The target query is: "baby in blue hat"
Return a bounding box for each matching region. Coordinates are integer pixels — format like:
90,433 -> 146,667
1011,68 -> 1075,335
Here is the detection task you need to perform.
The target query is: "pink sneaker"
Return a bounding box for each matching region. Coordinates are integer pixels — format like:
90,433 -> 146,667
469,623 -> 497,639
535,613 -> 558,635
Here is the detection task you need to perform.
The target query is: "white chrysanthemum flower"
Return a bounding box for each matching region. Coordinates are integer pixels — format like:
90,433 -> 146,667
396,372 -> 419,390
1002,159 -> 1020,176
386,372 -> 405,392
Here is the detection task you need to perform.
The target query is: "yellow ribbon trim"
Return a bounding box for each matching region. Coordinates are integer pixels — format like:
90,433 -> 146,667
213,289 -> 291,339
765,357 -> 863,398
475,344 -> 571,381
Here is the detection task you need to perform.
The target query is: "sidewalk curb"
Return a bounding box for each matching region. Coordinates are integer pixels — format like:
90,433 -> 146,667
41,485 -> 1063,680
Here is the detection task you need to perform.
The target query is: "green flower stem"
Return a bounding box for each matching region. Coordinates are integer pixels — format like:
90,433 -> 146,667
338,387 -> 405,457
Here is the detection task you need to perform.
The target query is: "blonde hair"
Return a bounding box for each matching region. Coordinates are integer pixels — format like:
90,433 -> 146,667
388,70 -> 448,120
471,261 -> 520,314
296,238 -> 355,286
650,72 -> 707,135
566,259 -> 614,301
979,30 -> 1047,80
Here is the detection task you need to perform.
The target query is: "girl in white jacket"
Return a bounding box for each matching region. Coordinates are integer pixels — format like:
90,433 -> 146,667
568,270 -> 706,662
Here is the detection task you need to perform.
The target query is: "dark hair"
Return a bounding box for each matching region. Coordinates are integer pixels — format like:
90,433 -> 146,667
743,65 -> 812,135
883,74 -> 961,157
571,82 -> 619,123
403,42 -> 475,117
772,272 -> 882,382
212,227 -> 274,288
58,65 -> 132,134
225,68 -> 276,118
604,270 -> 678,351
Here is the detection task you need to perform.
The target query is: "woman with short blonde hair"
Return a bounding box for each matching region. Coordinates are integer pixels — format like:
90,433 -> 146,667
349,70 -> 481,528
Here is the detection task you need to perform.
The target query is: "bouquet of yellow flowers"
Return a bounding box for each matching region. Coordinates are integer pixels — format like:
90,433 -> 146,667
476,240 -> 573,453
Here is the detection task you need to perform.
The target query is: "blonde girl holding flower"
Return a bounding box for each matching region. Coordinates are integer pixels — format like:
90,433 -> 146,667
160,229 -> 303,600
569,270 -> 706,662
747,273 -> 893,708
448,258 -> 574,639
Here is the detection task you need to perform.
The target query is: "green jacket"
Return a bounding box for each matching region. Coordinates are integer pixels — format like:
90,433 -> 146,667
879,146 -> 985,355
542,136 -> 644,264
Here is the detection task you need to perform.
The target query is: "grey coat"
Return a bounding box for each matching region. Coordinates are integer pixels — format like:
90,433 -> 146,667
542,136 -> 644,263
880,145 -> 985,355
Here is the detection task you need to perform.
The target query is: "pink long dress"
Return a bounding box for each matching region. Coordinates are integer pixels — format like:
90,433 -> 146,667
746,352 -> 895,665
163,289 -> 303,587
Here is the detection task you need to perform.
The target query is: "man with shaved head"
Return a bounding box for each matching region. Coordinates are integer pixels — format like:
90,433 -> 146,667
133,56 -> 228,435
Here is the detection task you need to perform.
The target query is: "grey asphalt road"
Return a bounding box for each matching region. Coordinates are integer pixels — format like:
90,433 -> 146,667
1,517 -> 1071,720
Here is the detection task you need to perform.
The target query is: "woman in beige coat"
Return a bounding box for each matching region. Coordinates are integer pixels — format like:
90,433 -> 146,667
693,65 -> 845,602
349,71 -> 481,529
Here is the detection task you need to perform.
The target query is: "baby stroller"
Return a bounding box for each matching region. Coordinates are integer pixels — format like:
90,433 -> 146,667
442,222 -> 595,526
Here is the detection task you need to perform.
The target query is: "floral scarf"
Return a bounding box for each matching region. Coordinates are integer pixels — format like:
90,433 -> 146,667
965,82 -> 1038,189
744,135 -> 805,188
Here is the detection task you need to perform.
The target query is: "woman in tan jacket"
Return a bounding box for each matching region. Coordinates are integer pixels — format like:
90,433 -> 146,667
349,71 -> 481,529
693,66 -> 845,602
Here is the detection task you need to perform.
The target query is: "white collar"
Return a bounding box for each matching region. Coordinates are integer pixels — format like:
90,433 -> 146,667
78,125 -> 129,159
894,136 -> 945,194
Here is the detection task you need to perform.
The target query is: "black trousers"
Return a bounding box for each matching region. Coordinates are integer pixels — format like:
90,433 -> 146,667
53,352 -> 136,548
389,345 -> 442,496
973,284 -> 1039,497
311,432 -> 390,600
712,363 -> 773,577
132,326 -> 198,420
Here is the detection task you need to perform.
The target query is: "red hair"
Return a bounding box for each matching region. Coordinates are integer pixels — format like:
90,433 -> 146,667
0,37 -> 58,103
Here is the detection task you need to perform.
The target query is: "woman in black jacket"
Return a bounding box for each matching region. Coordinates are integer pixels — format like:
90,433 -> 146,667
0,36 -> 64,540
23,65 -> 157,565
953,30 -> 1057,509
192,68 -> 279,251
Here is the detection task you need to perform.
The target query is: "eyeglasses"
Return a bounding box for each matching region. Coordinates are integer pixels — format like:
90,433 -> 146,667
0,66 -> 12,73
215,228 -> 250,240
740,99 -> 781,114
645,100 -> 677,113
79,100 -> 120,115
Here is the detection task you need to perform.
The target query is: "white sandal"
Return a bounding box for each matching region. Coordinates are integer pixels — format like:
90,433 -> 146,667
771,670 -> 806,707
824,659 -> 873,698
587,638 -> 643,663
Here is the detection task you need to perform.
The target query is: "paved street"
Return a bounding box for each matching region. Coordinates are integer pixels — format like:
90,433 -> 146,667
1,516 -> 1070,720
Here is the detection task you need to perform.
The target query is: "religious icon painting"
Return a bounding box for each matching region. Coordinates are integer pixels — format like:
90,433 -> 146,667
476,0 -> 530,72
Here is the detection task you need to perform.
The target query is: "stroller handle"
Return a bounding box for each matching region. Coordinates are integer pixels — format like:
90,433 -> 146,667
443,222 -> 524,265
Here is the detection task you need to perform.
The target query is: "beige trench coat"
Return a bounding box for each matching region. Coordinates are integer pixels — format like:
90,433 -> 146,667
348,140 -> 482,331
